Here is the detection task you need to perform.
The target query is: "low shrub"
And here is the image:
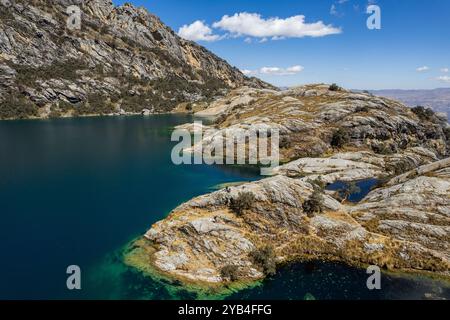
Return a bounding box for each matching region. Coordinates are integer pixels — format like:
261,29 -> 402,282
372,143 -> 395,155
338,181 -> 361,202
0,94 -> 38,119
329,83 -> 341,91
331,128 -> 350,148
215,113 -> 227,125
220,265 -> 239,282
411,106 -> 435,121
307,176 -> 326,190
250,246 -> 276,276
279,135 -> 292,149
444,126 -> 450,141
356,105 -> 370,113
229,191 -> 255,216
302,189 -> 324,217
13,59 -> 87,87
386,159 -> 415,176
58,101 -> 73,112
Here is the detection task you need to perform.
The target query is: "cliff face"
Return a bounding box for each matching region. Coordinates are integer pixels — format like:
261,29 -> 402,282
0,0 -> 271,119
125,85 -> 450,285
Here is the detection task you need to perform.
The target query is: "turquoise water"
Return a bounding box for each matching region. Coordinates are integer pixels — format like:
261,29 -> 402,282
0,115 -> 448,300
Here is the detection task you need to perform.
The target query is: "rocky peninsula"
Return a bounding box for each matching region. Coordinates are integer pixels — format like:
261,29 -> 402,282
125,85 -> 450,286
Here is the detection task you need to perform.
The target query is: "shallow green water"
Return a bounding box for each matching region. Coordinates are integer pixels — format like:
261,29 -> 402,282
0,115 -> 448,300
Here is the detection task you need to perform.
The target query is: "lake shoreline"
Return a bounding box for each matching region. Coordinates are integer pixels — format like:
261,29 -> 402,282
0,109 -> 193,122
122,237 -> 450,300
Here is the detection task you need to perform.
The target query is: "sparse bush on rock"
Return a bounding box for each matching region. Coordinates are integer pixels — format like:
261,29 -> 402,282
0,94 -> 38,119
307,176 -> 326,191
279,135 -> 292,149
250,245 -> 276,276
412,106 -> 435,121
338,181 -> 361,202
302,189 -> 324,217
220,265 -> 239,282
331,128 -> 350,148
58,101 -> 73,112
329,83 -> 341,91
372,143 -> 396,155
356,105 -> 370,113
444,126 -> 450,141
13,59 -> 87,87
230,191 -> 255,216
215,113 -> 228,125
387,159 -> 416,176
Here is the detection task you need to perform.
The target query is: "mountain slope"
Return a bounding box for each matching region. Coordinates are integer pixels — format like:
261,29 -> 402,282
368,88 -> 450,119
190,85 -> 449,162
0,0 -> 271,119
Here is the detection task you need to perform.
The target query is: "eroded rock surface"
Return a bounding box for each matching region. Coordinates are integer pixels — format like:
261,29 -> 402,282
189,85 -> 449,163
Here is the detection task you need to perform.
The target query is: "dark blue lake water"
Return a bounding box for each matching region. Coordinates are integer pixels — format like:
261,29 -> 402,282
0,115 -> 448,300
326,179 -> 380,203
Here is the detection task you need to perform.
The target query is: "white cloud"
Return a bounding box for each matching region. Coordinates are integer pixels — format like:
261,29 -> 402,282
178,20 -> 220,42
286,65 -> 304,73
240,69 -> 253,76
212,12 -> 341,39
260,67 -> 282,74
441,68 -> 449,73
416,66 -> 430,72
245,65 -> 305,76
330,0 -> 349,17
330,4 -> 339,16
437,76 -> 450,83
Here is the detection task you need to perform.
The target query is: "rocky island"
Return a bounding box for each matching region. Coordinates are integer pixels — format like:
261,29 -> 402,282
125,85 -> 450,287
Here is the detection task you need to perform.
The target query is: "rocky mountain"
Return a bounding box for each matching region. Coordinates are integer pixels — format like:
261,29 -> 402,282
189,84 -> 449,163
125,85 -> 450,287
368,88 -> 450,120
0,0 -> 270,119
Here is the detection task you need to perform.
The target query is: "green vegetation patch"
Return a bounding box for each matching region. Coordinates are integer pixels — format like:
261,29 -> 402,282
12,59 -> 87,87
0,94 -> 39,119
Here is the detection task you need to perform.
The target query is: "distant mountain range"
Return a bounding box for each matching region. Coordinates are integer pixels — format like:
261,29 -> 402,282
368,88 -> 450,120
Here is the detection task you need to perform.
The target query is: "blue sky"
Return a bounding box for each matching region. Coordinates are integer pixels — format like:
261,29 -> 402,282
113,0 -> 450,90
